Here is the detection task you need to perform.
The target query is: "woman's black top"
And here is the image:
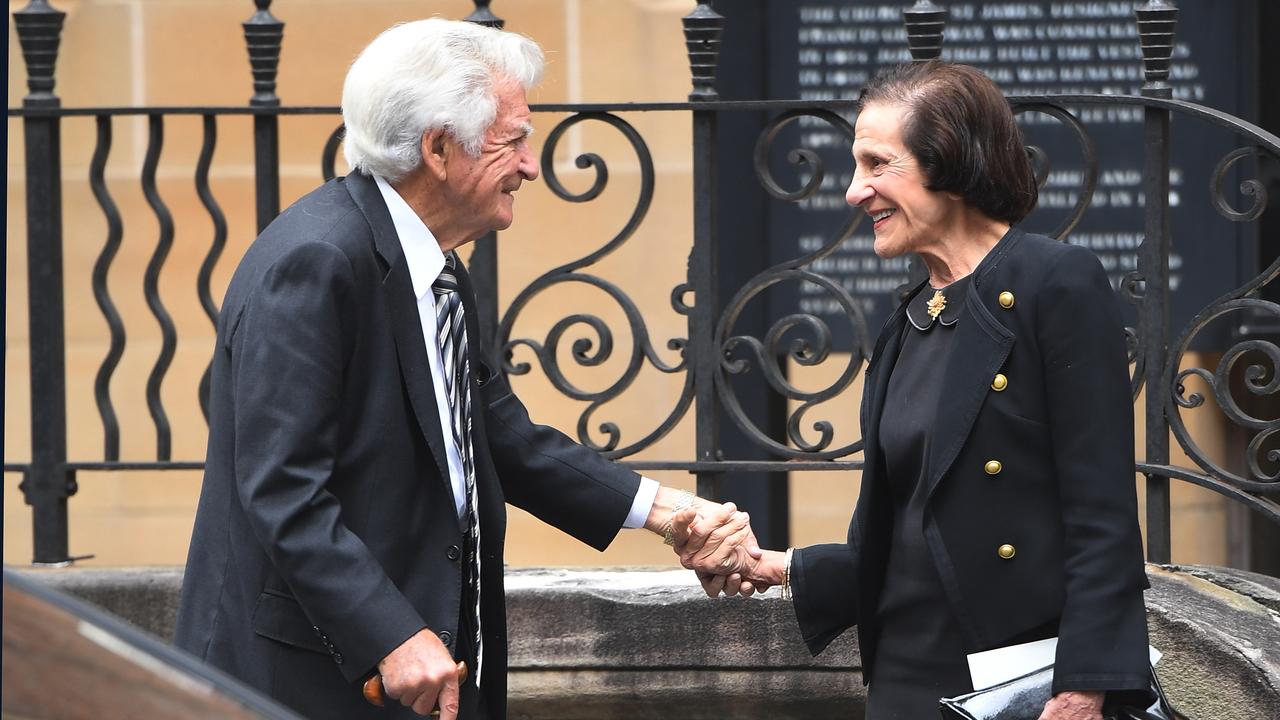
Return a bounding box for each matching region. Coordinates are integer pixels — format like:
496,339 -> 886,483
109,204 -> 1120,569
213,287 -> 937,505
865,275 -> 975,720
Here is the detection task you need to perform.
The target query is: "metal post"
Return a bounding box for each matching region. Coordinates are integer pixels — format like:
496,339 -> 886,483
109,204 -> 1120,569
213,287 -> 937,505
465,0 -> 504,28
903,1 -> 948,61
465,1 -> 505,357
685,2 -> 725,499
14,0 -> 73,565
1136,0 -> 1178,563
244,0 -> 283,233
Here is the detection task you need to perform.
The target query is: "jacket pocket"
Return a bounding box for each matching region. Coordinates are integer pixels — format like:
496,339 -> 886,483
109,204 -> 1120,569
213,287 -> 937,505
251,589 -> 327,654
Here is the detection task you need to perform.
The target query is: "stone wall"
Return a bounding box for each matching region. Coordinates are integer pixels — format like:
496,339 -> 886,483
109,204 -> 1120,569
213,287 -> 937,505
14,564 -> 1279,719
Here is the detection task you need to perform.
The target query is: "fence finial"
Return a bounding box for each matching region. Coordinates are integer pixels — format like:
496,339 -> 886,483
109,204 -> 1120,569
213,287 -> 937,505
1135,0 -> 1178,94
903,1 -> 948,61
13,0 -> 67,108
244,0 -> 284,107
683,1 -> 725,101
466,0 -> 504,29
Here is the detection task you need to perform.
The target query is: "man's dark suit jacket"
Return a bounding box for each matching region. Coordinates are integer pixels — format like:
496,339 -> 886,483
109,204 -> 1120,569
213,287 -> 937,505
791,228 -> 1151,696
174,171 -> 642,719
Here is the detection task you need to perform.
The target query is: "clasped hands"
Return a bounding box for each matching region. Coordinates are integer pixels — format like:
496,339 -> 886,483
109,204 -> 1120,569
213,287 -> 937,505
669,502 -> 787,597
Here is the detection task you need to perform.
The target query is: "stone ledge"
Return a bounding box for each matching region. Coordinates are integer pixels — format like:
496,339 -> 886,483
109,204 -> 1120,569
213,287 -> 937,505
1145,565 -> 1280,720
507,670 -> 862,720
12,564 -> 1279,719
504,568 -> 858,669
15,565 -> 184,642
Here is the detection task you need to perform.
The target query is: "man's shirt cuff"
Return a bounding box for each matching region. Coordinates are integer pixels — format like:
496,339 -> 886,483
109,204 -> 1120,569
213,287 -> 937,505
622,476 -> 660,529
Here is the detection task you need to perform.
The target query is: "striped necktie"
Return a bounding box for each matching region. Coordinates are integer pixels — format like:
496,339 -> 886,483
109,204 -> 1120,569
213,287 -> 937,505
431,252 -> 482,685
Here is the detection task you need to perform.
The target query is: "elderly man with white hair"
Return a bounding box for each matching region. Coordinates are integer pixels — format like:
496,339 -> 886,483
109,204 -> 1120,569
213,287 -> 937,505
174,18 -> 758,720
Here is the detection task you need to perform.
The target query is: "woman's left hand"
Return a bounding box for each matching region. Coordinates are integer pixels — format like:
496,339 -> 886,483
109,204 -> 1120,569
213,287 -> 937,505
1038,690 -> 1105,720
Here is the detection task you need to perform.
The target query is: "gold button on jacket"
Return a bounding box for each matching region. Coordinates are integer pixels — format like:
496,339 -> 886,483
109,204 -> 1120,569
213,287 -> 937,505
992,373 -> 1008,391
998,291 -> 1015,308
998,544 -> 1017,559
985,460 -> 1002,475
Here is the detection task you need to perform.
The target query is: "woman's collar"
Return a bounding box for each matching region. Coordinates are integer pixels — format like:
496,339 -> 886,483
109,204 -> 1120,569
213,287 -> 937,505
906,273 -> 971,330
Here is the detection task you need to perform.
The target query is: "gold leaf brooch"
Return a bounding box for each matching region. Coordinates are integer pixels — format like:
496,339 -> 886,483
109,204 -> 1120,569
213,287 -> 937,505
926,290 -> 947,319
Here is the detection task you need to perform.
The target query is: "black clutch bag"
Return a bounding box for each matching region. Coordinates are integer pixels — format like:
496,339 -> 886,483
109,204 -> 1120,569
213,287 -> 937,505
938,664 -> 1180,720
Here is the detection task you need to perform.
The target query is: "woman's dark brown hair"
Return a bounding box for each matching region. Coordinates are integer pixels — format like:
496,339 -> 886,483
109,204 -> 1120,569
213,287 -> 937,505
858,60 -> 1038,224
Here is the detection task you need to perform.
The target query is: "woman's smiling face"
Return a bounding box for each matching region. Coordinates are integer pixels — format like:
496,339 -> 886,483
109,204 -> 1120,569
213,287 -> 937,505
845,102 -> 961,259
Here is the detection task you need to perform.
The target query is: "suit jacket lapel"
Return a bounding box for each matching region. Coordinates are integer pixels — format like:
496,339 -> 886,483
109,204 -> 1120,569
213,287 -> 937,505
862,300 -> 911,479
345,172 -> 453,492
924,270 -> 1016,502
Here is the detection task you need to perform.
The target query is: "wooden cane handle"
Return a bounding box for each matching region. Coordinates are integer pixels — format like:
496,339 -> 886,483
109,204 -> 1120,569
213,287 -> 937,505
362,674 -> 387,707
362,661 -> 468,708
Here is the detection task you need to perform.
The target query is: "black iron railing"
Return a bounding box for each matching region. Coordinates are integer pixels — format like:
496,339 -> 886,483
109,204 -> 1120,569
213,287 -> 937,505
7,0 -> 1279,566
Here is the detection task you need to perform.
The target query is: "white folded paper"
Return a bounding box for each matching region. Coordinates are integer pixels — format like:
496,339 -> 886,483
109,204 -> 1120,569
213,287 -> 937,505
967,638 -> 1163,691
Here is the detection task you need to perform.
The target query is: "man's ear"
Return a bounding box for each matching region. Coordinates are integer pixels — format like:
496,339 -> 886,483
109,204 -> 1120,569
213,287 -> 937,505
421,129 -> 449,182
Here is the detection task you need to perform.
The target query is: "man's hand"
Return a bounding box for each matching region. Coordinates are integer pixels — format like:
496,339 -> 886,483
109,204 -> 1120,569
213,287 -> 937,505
1038,690 -> 1105,720
377,629 -> 461,718
644,487 -> 775,597
674,502 -> 760,576
672,503 -> 778,597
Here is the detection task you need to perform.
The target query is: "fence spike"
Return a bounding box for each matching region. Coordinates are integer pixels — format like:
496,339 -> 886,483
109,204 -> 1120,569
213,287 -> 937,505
466,0 -> 504,29
903,1 -> 948,62
244,0 -> 284,107
13,0 -> 66,108
683,1 -> 724,101
1136,0 -> 1179,93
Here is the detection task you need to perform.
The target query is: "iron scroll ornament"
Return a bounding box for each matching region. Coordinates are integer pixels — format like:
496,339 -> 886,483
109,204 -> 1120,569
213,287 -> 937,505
717,109 -> 870,459
1210,145 -> 1270,223
496,112 -> 692,458
1169,301 -> 1280,497
1163,136 -> 1280,516
1009,102 -> 1100,242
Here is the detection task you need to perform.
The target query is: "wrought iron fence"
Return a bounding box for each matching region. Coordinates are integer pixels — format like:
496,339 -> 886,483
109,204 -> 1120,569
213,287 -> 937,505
6,0 -> 1279,566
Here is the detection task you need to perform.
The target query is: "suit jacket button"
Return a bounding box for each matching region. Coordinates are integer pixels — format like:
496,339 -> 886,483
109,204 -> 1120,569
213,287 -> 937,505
998,291 -> 1015,309
985,460 -> 1003,475
998,544 -> 1016,559
333,652 -> 344,664
439,630 -> 453,646
447,545 -> 461,561
992,373 -> 1008,391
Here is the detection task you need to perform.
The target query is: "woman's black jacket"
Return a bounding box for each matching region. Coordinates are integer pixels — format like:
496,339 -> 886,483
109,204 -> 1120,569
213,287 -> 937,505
791,228 -> 1150,695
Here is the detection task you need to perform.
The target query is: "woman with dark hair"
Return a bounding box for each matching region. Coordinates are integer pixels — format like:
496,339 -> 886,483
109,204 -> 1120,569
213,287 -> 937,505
676,61 -> 1151,720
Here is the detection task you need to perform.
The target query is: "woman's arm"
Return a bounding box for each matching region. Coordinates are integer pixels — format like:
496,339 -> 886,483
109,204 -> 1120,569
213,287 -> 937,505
1037,245 -> 1150,696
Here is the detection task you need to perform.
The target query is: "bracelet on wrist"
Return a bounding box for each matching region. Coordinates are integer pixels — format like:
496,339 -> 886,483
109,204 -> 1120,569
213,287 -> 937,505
780,547 -> 795,601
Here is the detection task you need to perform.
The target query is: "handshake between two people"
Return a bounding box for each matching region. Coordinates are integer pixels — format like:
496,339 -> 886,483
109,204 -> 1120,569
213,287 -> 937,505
664,497 -> 789,598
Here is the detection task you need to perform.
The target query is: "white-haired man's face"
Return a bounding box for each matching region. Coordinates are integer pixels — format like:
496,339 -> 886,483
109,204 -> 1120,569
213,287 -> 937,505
441,78 -> 539,241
